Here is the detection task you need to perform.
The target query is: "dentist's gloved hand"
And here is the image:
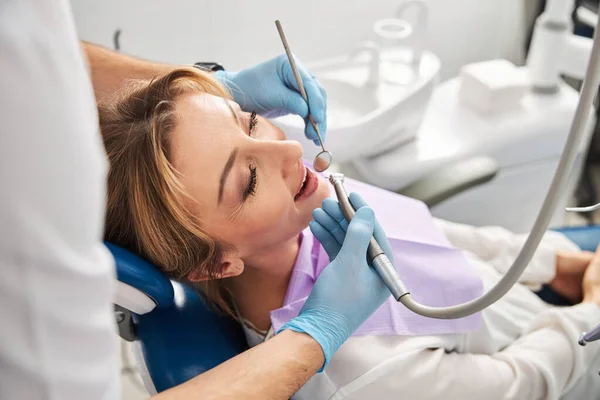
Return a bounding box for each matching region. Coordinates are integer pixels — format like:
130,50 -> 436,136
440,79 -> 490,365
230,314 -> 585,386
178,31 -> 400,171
310,193 -> 394,264
214,54 -> 327,145
279,195 -> 392,371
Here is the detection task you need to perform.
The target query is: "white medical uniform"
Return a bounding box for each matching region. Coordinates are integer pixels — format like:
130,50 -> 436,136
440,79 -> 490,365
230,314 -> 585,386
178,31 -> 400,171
0,1 -> 119,399
243,221 -> 600,400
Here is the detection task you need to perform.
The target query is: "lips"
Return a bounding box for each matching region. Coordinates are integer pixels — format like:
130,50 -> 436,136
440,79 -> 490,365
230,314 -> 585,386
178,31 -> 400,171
294,165 -> 318,202
295,163 -> 308,198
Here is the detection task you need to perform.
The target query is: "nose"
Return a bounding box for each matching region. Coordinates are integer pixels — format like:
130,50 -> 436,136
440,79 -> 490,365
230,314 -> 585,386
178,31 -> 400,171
260,139 -> 303,178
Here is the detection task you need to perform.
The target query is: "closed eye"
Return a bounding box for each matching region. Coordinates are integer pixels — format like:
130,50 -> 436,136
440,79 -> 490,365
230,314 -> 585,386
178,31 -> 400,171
248,111 -> 258,136
243,165 -> 257,200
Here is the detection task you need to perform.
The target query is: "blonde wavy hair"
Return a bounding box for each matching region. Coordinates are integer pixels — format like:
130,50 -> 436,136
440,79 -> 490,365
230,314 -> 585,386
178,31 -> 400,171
99,68 -> 235,315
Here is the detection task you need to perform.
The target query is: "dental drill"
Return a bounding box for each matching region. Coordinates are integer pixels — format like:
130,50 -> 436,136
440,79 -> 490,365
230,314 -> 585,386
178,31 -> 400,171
329,4 -> 600,318
329,174 -> 408,300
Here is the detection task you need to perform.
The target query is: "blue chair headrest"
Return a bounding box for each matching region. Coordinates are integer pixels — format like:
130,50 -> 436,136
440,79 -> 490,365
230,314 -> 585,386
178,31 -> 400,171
104,242 -> 248,392
105,242 -> 174,309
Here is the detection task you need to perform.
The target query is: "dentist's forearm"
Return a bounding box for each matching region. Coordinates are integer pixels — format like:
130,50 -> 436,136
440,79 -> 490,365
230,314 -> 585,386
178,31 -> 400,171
81,42 -> 177,103
151,330 -> 324,400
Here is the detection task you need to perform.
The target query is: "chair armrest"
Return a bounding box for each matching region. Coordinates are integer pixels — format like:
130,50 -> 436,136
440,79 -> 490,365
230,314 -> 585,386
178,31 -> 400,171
398,156 -> 499,208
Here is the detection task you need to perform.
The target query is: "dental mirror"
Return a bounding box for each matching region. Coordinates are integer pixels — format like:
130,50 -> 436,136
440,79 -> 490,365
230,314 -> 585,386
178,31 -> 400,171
275,20 -> 333,172
314,150 -> 333,173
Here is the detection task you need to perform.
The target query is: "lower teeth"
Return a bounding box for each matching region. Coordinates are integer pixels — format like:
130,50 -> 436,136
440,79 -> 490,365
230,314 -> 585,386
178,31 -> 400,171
296,179 -> 308,199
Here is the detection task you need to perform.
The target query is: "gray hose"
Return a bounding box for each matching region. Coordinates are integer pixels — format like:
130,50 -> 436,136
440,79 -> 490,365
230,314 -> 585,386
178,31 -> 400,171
396,16 -> 600,319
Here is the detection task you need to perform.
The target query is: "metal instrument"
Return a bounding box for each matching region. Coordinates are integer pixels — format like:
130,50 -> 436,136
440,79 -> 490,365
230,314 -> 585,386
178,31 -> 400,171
275,20 -> 332,172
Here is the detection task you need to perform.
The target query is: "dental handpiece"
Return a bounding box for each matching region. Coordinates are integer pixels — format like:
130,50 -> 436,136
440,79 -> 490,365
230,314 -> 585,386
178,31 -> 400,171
329,173 -> 409,300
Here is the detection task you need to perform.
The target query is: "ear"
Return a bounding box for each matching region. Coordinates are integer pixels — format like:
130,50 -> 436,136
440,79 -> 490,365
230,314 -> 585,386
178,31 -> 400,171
187,254 -> 244,282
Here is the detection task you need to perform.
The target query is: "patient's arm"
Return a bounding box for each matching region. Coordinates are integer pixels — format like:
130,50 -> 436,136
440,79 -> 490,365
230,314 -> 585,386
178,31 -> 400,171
333,304 -> 600,400
152,330 -> 323,400
435,219 -> 580,289
82,42 -> 178,103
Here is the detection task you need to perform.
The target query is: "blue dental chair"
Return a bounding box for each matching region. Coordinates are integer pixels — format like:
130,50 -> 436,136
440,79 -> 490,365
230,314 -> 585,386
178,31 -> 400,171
107,243 -> 248,394
107,225 -> 600,394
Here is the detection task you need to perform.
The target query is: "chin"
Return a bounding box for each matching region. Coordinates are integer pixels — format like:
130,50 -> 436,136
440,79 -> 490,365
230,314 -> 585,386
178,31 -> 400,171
297,176 -> 329,225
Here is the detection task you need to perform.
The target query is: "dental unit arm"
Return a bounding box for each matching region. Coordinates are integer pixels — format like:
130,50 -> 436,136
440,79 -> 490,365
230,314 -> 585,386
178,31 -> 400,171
330,5 -> 600,318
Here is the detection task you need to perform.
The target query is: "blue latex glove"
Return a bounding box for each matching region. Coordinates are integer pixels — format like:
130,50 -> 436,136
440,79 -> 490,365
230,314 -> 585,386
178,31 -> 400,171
214,54 -> 327,145
310,193 -> 394,263
280,194 -> 392,371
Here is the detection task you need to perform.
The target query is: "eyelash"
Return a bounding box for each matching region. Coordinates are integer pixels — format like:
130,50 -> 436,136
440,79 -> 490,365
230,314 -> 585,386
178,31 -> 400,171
241,112 -> 259,200
243,166 -> 258,200
248,111 -> 258,136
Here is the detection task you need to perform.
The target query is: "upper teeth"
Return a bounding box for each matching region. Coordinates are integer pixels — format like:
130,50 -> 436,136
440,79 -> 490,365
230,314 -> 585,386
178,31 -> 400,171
296,168 -> 308,196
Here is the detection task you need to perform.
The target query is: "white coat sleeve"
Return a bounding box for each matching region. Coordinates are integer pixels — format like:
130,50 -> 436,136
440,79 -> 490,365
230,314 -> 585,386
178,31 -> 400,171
0,1 -> 119,399
434,219 -> 581,289
332,304 -> 600,400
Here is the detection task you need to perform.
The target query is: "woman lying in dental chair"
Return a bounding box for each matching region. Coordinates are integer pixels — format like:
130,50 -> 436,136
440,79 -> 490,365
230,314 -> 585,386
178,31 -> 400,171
99,68 -> 600,400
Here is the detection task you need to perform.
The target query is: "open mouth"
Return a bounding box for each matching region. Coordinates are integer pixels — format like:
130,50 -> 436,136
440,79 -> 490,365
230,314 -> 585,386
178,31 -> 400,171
294,165 -> 318,202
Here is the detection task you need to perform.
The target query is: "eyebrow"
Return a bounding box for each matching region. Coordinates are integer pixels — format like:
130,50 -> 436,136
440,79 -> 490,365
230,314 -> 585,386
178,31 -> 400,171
218,99 -> 244,205
218,147 -> 239,205
224,100 -> 241,128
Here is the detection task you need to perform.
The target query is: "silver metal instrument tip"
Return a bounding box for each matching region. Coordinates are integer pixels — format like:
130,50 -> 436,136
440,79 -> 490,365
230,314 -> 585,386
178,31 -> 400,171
328,173 -> 345,185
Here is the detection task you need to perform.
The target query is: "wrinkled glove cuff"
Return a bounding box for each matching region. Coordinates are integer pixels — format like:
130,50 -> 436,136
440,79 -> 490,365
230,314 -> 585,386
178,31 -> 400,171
213,70 -> 237,90
278,307 -> 352,372
213,70 -> 246,106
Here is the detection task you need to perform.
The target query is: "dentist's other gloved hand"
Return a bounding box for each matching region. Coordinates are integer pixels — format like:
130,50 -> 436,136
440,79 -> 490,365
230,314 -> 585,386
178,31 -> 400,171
280,195 -> 392,371
214,54 -> 327,145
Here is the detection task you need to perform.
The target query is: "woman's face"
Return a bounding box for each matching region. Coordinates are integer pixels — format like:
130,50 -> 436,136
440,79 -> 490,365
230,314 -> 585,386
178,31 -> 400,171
170,93 -> 329,271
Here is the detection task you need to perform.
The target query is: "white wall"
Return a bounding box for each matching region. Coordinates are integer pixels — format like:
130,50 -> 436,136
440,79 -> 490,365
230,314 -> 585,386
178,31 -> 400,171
72,0 -> 533,81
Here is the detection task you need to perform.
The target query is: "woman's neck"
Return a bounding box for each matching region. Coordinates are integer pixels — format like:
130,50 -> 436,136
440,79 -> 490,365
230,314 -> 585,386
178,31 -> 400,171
226,235 -> 301,331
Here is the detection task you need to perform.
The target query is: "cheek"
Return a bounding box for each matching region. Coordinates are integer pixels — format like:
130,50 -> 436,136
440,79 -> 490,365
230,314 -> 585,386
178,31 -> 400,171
206,176 -> 330,256
245,192 -> 295,235
213,193 -> 297,254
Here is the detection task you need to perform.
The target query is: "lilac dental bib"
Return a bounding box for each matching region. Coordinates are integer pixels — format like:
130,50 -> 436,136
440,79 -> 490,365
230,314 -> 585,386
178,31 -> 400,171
270,176 -> 484,336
